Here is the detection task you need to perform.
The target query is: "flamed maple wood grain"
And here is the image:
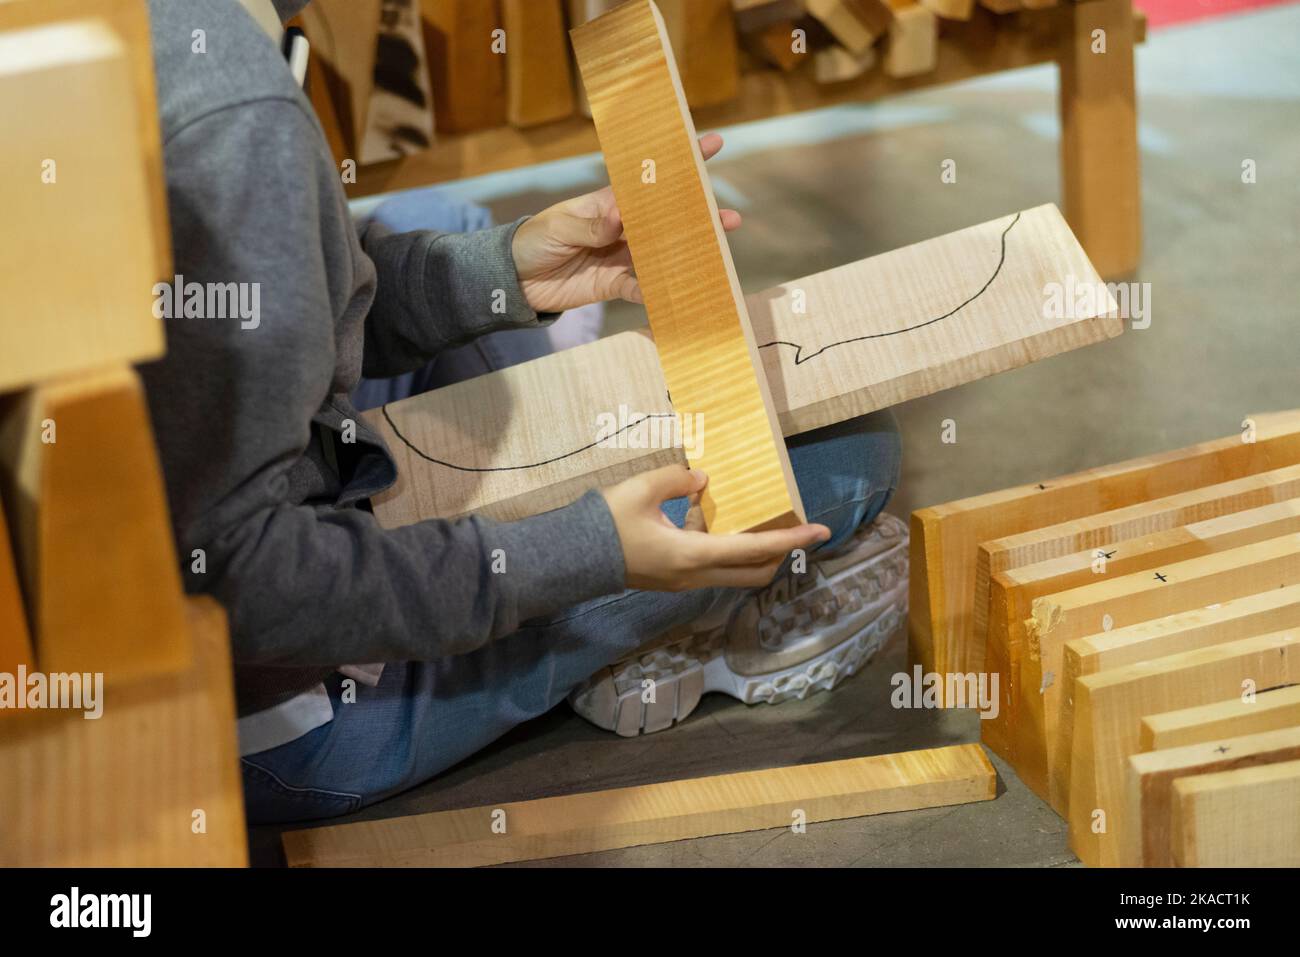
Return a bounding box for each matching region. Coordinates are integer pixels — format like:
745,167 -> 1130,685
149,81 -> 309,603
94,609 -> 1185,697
982,497 -> 1300,762
1172,759 -> 1300,867
1068,629 -> 1300,867
283,743 -> 995,867
910,410 -> 1300,700
367,206 -> 1120,530
1126,726 -> 1300,867
1056,586 -> 1300,817
1021,533 -> 1300,811
572,0 -> 803,534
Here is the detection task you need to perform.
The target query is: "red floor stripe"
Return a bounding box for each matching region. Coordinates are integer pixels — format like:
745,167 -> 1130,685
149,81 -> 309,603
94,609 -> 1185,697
1136,0 -> 1299,29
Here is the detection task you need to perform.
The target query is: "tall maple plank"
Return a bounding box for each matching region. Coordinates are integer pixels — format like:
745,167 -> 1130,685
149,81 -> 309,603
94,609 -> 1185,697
504,0 -> 575,127
571,0 -> 803,533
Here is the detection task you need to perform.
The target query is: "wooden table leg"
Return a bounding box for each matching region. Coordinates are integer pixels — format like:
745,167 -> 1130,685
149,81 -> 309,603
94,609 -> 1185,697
1058,0 -> 1141,278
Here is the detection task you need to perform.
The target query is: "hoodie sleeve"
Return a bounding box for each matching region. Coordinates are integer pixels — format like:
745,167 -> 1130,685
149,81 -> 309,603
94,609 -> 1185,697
140,96 -> 627,669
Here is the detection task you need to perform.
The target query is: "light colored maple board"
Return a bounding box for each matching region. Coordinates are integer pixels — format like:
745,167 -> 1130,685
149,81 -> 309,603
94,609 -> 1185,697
982,497 -> 1300,761
659,0 -> 742,108
1058,0 -> 1140,277
1171,759 -> 1300,867
503,0 -> 574,127
0,0 -> 171,284
0,16 -> 164,394
975,464 -> 1300,689
283,743 -> 995,867
366,205 -> 1121,528
300,0 -> 383,155
1019,534 -> 1300,810
572,0 -> 803,534
1067,629 -> 1300,867
0,493 -> 33,680
1056,586 -> 1300,813
813,42 -> 877,82
920,0 -> 976,20
1126,727 -> 1300,867
0,366 -> 190,683
910,409 -> 1300,700
0,597 -> 246,866
1140,684 -> 1300,752
807,0 -> 893,52
884,5 -> 938,78
424,0 -> 508,134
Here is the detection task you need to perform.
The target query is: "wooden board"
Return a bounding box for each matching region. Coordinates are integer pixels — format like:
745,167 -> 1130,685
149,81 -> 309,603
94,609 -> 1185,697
0,597 -> 246,866
747,20 -> 809,73
0,492 -> 33,680
1057,586 -> 1300,811
920,0 -> 975,20
504,0 -> 575,127
0,366 -> 190,683
425,0 -> 508,134
1141,683 -> 1300,752
884,5 -> 938,78
283,743 -> 995,867
910,409 -> 1300,699
983,497 -> 1300,760
1172,759 -> 1300,867
814,41 -> 877,82
1058,0 -> 1140,277
977,465 -> 1300,671
733,0 -> 808,33
572,0 -> 803,534
1126,726 -> 1300,867
1068,629 -> 1300,867
367,205 -> 1122,528
659,0 -> 741,108
1022,533 -> 1300,810
806,0 -> 892,53
0,16 -> 164,393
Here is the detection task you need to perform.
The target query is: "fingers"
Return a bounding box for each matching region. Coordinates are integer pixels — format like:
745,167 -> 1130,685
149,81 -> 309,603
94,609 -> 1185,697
719,209 -> 742,232
693,524 -> 830,568
699,132 -> 724,161
635,464 -> 707,504
542,187 -> 624,249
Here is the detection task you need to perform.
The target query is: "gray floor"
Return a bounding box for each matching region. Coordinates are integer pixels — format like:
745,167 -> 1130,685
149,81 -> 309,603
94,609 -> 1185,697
257,8 -> 1300,867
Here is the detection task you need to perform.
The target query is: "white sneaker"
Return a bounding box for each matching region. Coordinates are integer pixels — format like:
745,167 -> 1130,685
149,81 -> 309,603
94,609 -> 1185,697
568,512 -> 909,736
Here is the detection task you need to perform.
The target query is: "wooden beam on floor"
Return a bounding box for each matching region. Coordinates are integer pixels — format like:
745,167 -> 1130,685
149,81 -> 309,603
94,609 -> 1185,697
1126,726 -> 1300,867
424,0 -> 508,134
659,0 -> 741,108
806,0 -> 892,53
983,497 -> 1300,762
283,743 -> 995,867
911,409 -> 1300,701
1057,586 -> 1300,813
0,493 -> 32,680
503,0 -> 575,128
884,4 -> 938,78
1068,629 -> 1300,868
1171,758 -> 1300,867
1021,534 -> 1300,810
366,205 -> 1120,528
572,0 -> 802,533
1140,684 -> 1300,752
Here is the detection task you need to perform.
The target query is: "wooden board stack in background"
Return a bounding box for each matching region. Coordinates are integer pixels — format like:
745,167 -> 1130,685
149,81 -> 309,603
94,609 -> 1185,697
912,412 -> 1300,866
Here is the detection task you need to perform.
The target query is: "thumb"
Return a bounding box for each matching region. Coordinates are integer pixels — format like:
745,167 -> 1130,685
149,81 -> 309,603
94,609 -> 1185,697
638,464 -> 706,504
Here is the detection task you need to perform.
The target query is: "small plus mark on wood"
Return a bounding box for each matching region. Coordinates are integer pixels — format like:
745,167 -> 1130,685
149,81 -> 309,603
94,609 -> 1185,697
1036,483 -> 1048,490
1154,572 -> 1168,582
1102,550 -> 1117,559
1215,745 -> 1230,754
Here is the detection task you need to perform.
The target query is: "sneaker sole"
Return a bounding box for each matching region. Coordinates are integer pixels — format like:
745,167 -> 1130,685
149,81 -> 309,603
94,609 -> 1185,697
570,513 -> 909,736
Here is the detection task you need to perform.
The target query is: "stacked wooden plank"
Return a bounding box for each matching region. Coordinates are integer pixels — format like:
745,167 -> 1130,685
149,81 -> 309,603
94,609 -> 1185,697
0,0 -> 245,866
913,412 -> 1300,866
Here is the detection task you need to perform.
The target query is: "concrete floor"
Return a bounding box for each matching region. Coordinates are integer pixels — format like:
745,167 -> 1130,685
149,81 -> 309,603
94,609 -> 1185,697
257,7 -> 1300,866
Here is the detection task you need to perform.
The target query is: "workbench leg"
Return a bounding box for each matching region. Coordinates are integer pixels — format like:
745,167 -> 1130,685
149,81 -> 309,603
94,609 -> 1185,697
1057,0 -> 1141,278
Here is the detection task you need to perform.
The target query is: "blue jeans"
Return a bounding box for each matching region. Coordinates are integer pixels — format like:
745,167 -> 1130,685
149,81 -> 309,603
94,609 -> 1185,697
241,412 -> 900,823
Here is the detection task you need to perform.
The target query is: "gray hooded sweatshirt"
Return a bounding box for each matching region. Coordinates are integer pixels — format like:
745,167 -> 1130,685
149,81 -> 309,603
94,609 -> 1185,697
142,0 -> 625,716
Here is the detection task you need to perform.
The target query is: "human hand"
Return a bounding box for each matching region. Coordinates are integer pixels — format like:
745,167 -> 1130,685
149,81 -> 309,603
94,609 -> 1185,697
511,132 -> 742,315
601,465 -> 831,592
